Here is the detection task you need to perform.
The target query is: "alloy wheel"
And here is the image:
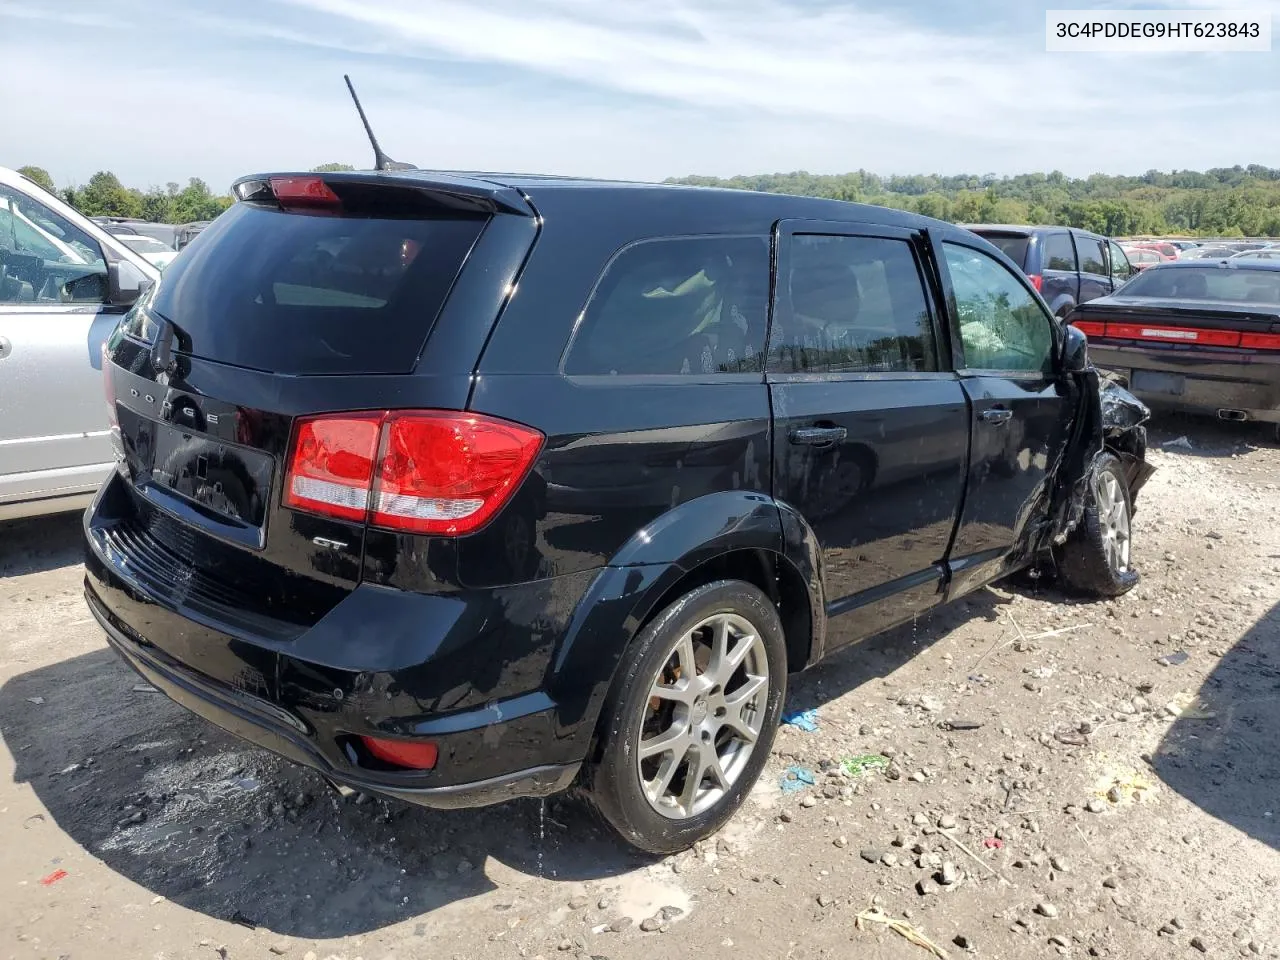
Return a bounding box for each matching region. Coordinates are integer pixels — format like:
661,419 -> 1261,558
1095,469 -> 1131,573
636,612 -> 770,819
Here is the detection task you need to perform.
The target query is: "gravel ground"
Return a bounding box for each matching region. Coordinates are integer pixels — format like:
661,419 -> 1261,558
2,416 -> 1278,960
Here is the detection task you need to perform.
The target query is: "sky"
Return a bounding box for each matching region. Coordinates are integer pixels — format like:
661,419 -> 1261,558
2,0 -> 1279,192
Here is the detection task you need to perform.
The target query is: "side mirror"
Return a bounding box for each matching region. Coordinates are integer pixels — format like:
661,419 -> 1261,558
1062,323 -> 1090,374
107,259 -> 153,307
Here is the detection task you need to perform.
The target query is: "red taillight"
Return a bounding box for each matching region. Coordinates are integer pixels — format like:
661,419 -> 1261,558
1028,273 -> 1044,292
360,736 -> 438,770
1073,321 -> 1106,337
1107,323 -> 1241,347
283,414 -> 381,521
284,410 -> 544,536
1241,332 -> 1280,351
270,176 -> 341,211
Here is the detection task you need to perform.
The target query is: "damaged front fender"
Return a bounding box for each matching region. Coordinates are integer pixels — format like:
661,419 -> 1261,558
1047,372 -> 1156,550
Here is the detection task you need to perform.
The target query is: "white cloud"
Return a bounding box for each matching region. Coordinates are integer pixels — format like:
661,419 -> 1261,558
2,0 -> 1278,189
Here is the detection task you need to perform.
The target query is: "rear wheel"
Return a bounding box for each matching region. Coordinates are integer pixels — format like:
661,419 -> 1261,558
1057,453 -> 1137,597
586,580 -> 786,854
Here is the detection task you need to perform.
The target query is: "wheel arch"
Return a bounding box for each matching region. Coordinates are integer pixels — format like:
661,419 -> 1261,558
546,491 -> 825,759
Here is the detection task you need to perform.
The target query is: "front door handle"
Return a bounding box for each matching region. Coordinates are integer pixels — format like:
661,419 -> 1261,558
981,407 -> 1013,425
789,425 -> 848,446
0,336 -> 10,360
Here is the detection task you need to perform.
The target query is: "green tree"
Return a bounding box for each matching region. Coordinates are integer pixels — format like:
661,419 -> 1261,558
76,171 -> 143,218
171,178 -> 228,223
311,162 -> 355,172
17,165 -> 56,193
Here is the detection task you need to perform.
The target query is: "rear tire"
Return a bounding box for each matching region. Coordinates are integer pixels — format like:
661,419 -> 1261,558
586,580 -> 787,855
1057,453 -> 1138,598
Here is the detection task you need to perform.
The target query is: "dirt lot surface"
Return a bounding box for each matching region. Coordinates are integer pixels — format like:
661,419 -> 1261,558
3,417 -> 1278,960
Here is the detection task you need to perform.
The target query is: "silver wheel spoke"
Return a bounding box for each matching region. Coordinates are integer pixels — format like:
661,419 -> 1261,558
640,723 -> 687,760
645,748 -> 686,804
636,611 -> 771,820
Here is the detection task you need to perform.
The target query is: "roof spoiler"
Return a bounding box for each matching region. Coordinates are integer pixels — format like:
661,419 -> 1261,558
231,171 -> 535,218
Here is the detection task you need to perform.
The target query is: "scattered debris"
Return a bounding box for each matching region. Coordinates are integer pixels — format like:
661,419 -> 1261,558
942,719 -> 983,731
25,696 -> 45,705
841,754 -> 890,777
782,708 -> 820,732
1054,729 -> 1089,747
1163,435 -> 1193,451
937,829 -> 1012,885
39,869 -> 67,886
228,910 -> 257,929
855,908 -> 950,959
982,837 -> 1003,850
132,683 -> 160,693
1156,651 -> 1189,667
781,766 -> 816,793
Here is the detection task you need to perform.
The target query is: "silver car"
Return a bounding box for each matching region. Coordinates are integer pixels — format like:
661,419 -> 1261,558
0,166 -> 159,520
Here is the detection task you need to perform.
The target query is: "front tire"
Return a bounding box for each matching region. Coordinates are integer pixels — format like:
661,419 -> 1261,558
586,580 -> 787,855
1057,453 -> 1138,597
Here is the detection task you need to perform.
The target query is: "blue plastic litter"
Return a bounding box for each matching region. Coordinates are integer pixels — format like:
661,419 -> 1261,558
780,766 -> 816,793
782,708 -> 820,732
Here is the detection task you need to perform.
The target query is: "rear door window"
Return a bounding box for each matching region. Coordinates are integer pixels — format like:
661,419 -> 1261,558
1043,233 -> 1077,272
145,202 -> 488,375
564,236 -> 770,376
1075,235 -> 1107,276
769,234 -> 938,374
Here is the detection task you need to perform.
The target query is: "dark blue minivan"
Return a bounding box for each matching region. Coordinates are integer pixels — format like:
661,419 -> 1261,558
967,225 -> 1134,319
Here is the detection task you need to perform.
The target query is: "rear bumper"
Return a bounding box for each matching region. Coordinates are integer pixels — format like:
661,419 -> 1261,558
1089,341 -> 1280,423
87,591 -> 579,807
83,480 -> 596,809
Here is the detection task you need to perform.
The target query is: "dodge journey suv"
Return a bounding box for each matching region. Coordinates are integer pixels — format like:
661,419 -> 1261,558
85,171 -> 1152,853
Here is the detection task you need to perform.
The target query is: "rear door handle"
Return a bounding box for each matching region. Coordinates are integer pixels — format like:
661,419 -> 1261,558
0,336 -> 10,360
981,407 -> 1013,425
789,425 -> 847,446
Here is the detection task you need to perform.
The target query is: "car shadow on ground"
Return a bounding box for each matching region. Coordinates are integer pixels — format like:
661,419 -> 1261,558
1151,599 -> 1280,852
1,580 -> 1025,940
0,513 -> 84,577
1146,411 -> 1276,459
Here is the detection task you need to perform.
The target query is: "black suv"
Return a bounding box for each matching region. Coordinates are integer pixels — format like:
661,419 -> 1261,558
85,172 -> 1153,853
966,225 -> 1134,319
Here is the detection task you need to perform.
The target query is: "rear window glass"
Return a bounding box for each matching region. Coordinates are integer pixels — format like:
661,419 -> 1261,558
976,233 -> 1029,269
1043,233 -> 1076,271
146,203 -> 487,375
1119,266 -> 1280,305
564,236 -> 769,376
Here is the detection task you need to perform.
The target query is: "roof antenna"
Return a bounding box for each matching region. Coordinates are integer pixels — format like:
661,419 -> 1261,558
344,74 -> 416,171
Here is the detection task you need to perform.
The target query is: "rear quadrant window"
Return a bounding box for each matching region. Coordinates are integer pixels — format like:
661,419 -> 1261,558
564,236 -> 770,376
768,234 -> 938,374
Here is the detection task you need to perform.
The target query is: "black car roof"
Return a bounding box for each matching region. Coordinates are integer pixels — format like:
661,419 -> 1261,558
242,168 -> 970,238
1144,258 -> 1280,272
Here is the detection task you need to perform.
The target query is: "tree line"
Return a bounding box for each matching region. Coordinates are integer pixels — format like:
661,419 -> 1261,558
14,163 -> 356,225
18,161 -> 1280,236
667,165 -> 1280,237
